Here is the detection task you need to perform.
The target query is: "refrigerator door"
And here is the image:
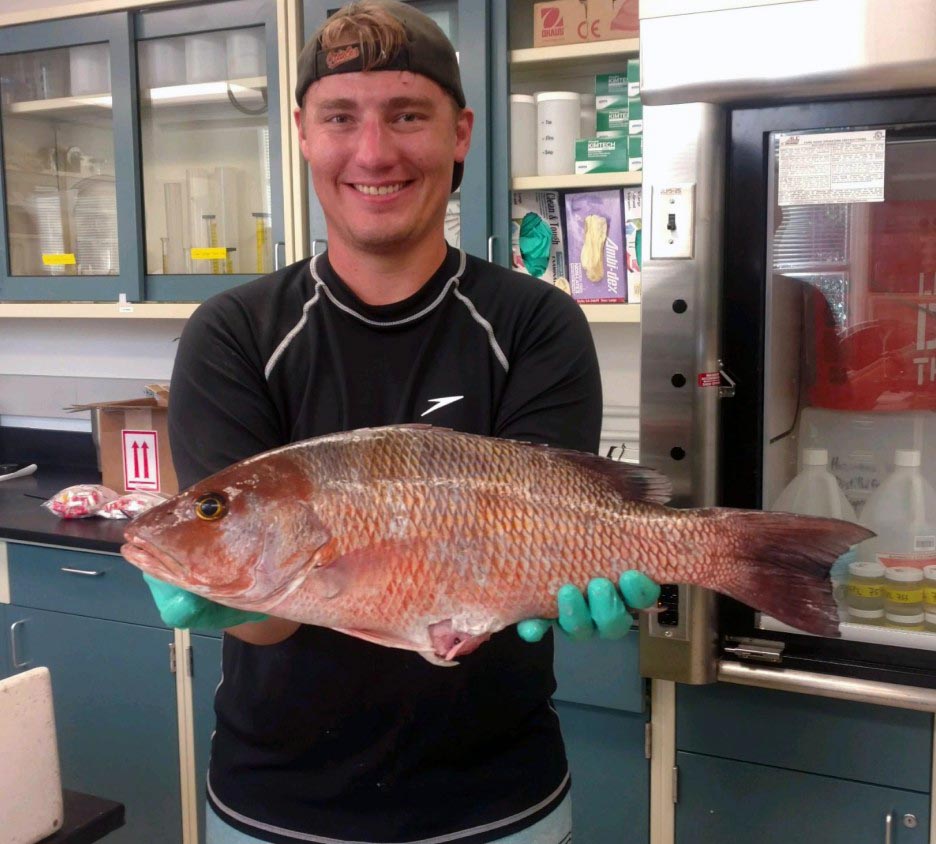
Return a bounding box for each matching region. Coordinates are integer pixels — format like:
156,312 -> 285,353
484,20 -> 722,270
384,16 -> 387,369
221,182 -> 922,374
723,95 -> 936,686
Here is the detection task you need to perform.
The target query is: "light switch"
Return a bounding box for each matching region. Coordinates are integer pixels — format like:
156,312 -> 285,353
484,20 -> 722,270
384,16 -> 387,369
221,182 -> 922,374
651,183 -> 695,259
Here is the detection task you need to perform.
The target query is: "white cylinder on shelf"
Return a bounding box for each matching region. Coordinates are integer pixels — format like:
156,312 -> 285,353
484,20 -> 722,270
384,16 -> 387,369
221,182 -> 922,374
185,32 -> 227,83
140,38 -> 186,89
535,91 -> 580,177
579,93 -> 596,139
510,94 -> 536,178
226,28 -> 265,79
69,44 -> 110,96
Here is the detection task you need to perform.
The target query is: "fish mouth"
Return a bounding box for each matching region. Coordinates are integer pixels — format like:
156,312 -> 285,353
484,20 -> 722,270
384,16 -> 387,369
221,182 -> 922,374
121,537 -> 188,584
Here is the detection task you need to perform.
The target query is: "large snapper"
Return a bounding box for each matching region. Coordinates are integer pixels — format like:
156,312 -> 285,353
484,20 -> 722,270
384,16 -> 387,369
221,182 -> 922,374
122,425 -> 871,665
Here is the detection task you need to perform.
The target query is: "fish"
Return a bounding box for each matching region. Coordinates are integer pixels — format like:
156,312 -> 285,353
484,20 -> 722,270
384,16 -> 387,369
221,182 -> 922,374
121,424 -> 873,666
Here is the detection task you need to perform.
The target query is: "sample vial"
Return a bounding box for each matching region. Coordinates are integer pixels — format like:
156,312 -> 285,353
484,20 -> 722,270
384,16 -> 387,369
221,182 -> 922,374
845,560 -> 886,615
884,566 -> 924,629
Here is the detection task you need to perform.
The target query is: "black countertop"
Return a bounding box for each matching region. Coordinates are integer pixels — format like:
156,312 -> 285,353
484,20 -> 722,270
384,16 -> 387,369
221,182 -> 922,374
0,467 -> 127,553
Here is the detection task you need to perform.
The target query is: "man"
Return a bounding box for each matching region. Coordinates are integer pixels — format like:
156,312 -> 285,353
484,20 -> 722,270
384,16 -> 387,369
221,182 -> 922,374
146,2 -> 658,842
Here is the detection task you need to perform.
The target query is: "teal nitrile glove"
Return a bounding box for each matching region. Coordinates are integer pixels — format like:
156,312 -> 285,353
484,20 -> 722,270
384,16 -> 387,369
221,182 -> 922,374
518,212 -> 552,278
517,572 -> 660,643
143,573 -> 267,630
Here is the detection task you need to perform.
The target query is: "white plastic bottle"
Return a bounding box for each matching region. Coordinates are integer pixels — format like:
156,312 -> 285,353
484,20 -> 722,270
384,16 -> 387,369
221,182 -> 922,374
859,449 -> 936,566
772,448 -> 857,520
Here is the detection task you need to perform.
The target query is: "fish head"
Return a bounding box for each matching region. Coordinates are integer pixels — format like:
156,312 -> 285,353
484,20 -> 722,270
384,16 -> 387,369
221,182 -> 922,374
122,452 -> 333,611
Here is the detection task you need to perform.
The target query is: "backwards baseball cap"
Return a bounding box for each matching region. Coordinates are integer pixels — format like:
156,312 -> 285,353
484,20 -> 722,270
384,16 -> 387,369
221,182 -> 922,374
295,0 -> 467,191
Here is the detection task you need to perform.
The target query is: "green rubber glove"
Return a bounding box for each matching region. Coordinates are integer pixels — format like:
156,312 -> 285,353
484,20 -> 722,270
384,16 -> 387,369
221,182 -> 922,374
517,572 -> 660,643
143,573 -> 267,630
518,211 -> 553,278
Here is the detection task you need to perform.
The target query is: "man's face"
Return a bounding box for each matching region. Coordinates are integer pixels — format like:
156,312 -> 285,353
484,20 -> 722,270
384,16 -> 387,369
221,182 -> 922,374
295,70 -> 473,258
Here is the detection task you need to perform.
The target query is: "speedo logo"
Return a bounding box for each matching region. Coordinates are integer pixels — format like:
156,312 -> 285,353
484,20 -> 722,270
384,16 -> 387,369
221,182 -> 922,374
326,45 -> 361,70
421,396 -> 464,417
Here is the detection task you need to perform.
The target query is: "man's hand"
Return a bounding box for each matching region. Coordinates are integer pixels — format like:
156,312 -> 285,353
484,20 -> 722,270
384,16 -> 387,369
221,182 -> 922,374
517,572 -> 660,643
143,573 -> 268,630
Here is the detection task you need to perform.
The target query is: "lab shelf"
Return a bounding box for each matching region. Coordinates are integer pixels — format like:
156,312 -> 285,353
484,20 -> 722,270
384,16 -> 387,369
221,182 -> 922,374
512,172 -> 642,190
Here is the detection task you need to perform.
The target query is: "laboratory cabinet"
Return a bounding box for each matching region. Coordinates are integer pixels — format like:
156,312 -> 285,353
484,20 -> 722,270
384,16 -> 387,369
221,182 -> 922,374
4,543 -> 181,843
191,631 -> 223,844
0,0 -> 287,303
674,682 -> 933,844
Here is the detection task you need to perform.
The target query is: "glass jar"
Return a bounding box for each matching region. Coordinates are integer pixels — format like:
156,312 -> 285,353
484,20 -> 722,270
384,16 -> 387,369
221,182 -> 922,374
884,566 -> 924,627
925,611 -> 936,634
924,565 -> 936,614
845,560 -> 886,613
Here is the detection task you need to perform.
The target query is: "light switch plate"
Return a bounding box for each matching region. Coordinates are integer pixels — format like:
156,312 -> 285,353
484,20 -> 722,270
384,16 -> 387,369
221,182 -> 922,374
651,183 -> 696,259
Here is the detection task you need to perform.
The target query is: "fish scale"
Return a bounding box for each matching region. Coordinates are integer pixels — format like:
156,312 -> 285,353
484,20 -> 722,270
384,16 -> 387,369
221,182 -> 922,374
123,425 -> 875,665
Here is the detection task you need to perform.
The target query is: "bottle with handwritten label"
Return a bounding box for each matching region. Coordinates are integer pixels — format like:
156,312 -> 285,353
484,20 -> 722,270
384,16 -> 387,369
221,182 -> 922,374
858,450 -> 936,569
884,566 -> 925,631
924,565 -> 936,632
772,448 -> 857,520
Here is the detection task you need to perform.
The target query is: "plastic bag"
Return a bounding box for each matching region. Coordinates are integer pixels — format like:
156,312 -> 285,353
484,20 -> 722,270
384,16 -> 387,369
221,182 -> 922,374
42,484 -> 120,519
99,491 -> 168,519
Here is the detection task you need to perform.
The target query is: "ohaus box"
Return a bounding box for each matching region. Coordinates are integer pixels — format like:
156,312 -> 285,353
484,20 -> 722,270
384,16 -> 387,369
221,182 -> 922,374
587,0 -> 639,41
533,0 -> 588,46
69,392 -> 178,495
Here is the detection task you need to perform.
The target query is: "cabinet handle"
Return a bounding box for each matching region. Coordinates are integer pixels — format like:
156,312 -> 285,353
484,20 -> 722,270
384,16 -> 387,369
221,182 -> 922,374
274,241 -> 286,271
60,567 -> 105,577
10,620 -> 29,669
884,810 -> 893,844
311,238 -> 327,257
487,235 -> 496,263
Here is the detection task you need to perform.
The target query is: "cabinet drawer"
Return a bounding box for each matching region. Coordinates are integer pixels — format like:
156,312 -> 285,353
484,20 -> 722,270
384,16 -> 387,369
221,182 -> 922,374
677,681 -> 932,793
8,543 -> 164,628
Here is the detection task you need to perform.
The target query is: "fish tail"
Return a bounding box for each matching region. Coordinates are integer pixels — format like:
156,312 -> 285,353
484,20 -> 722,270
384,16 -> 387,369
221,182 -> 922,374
699,510 -> 874,637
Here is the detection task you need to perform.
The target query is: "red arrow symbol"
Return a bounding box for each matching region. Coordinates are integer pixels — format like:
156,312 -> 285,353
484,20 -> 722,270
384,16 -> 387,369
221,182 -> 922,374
131,442 -> 140,478
141,442 -> 150,478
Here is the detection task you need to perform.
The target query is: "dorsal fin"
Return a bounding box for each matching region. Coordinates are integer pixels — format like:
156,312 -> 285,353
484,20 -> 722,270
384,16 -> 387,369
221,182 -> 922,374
544,448 -> 672,504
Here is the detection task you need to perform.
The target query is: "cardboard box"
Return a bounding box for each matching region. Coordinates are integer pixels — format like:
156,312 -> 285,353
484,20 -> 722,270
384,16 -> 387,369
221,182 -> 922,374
533,0 -> 588,47
587,0 -> 639,41
627,58 -> 640,97
623,187 -> 642,303
628,134 -> 643,170
69,395 -> 178,495
575,136 -> 629,175
565,190 -> 627,303
511,191 -> 569,290
596,108 -> 628,136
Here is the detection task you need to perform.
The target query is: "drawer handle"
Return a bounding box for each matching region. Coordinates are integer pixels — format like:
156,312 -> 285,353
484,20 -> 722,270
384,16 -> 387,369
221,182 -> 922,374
884,810 -> 893,844
10,620 -> 29,669
60,567 -> 106,577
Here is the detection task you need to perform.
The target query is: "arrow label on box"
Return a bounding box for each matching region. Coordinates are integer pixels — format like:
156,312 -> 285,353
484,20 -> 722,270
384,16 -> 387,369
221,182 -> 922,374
122,430 -> 161,491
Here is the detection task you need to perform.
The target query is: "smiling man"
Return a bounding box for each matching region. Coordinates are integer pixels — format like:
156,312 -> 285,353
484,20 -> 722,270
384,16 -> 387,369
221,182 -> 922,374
156,2 -> 658,843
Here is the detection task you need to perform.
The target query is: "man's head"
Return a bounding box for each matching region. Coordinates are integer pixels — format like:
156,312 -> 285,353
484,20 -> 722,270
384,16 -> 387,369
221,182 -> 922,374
295,0 -> 467,192
293,0 -> 473,263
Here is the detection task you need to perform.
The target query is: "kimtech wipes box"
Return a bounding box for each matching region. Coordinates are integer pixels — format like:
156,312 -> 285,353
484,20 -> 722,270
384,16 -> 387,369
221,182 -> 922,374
564,190 -> 627,303
575,136 -> 628,174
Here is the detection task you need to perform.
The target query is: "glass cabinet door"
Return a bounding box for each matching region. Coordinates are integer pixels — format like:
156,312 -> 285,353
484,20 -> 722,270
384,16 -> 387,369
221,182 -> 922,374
300,0 -> 491,260
136,0 -> 284,300
0,14 -> 140,301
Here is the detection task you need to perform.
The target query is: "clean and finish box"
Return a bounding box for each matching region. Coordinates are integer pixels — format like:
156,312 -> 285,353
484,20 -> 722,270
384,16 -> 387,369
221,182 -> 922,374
533,0 -> 588,46
575,137 -> 629,174
565,189 -> 627,303
511,191 -> 569,290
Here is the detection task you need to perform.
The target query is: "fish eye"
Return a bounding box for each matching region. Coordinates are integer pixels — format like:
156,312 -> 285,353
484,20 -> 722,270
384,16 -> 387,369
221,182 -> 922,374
194,493 -> 228,522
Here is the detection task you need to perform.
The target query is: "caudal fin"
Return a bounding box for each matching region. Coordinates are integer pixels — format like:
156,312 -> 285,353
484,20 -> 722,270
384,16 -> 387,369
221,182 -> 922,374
701,510 -> 874,637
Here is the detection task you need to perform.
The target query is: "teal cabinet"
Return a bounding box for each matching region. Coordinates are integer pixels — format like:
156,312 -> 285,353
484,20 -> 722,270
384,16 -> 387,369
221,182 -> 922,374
7,606 -> 181,844
191,632 -> 223,844
4,542 -> 182,843
676,752 -> 929,844
554,632 -> 649,841
0,0 -> 285,303
675,682 -> 933,844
